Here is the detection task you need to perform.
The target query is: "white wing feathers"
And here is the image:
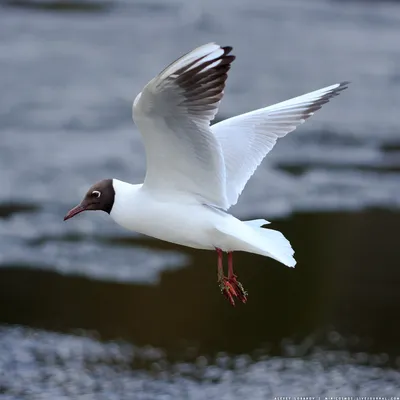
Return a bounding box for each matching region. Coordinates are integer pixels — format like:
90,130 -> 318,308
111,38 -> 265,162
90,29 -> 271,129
132,43 -> 235,209
132,42 -> 348,210
212,82 -> 349,207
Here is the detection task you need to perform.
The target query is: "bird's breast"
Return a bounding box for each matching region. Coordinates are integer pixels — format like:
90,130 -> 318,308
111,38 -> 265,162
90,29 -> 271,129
110,192 -> 221,250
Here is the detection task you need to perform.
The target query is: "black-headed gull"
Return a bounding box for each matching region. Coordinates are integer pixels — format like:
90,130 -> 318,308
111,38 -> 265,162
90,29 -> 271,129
64,43 -> 348,306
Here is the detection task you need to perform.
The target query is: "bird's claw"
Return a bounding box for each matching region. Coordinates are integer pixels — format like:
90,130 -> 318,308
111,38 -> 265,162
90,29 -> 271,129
219,276 -> 247,306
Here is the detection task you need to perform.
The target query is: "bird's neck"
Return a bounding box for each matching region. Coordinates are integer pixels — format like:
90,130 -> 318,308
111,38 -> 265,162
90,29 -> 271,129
109,179 -> 143,227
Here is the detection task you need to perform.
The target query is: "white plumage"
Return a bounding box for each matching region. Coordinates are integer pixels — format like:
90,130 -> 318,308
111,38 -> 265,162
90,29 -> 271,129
132,43 -> 231,209
119,43 -> 347,268
66,42 -> 349,305
212,83 -> 348,207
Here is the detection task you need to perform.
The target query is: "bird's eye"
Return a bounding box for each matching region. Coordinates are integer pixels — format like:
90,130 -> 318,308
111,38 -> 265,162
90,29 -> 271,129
92,190 -> 101,198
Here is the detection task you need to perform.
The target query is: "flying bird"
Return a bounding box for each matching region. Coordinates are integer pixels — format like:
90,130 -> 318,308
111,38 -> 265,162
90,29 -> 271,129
64,43 -> 348,306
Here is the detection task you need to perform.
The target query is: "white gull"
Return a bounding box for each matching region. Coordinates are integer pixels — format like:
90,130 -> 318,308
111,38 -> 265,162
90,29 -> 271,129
64,43 -> 349,305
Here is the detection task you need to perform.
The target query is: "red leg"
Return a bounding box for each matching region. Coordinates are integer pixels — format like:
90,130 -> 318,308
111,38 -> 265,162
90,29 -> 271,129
216,248 -> 224,281
216,249 -> 247,306
216,248 -> 236,306
227,252 -> 248,304
228,251 -> 234,279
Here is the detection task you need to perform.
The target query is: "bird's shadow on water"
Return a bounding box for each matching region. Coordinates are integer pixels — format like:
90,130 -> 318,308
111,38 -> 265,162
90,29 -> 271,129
1,210 -> 400,363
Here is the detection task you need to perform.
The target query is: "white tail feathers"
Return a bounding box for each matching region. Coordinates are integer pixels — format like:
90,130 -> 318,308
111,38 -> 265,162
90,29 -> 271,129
244,219 -> 296,268
256,227 -> 296,267
243,219 -> 270,228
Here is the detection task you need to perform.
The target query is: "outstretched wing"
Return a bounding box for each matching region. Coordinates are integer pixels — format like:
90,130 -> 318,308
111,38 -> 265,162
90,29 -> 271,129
132,43 -> 235,208
212,82 -> 349,208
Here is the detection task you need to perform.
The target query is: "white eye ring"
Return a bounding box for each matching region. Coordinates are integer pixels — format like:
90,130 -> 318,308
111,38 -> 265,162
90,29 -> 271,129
92,190 -> 101,198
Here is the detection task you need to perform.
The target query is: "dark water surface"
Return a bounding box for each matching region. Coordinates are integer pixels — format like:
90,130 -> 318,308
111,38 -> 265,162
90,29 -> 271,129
1,210 -> 400,358
1,0 -> 400,397
1,210 -> 400,398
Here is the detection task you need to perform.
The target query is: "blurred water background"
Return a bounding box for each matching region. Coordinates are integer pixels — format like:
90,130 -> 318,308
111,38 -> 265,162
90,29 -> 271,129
1,0 -> 400,398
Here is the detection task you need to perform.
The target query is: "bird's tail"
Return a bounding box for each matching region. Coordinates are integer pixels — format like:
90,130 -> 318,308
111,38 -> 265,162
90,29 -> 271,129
242,219 -> 296,267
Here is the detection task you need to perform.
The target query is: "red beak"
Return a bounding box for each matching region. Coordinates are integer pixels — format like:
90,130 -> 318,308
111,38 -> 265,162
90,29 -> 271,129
64,204 -> 86,221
